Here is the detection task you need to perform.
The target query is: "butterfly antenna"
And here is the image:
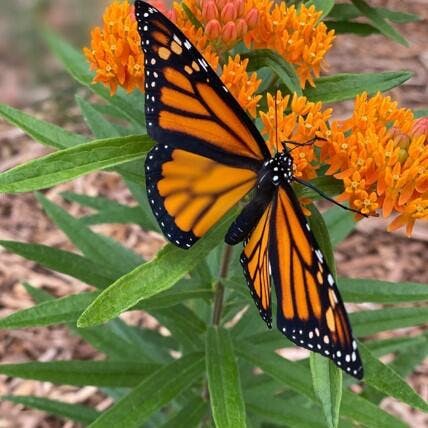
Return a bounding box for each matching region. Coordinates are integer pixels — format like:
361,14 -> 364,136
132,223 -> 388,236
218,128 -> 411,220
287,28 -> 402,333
274,91 -> 279,152
294,177 -> 372,218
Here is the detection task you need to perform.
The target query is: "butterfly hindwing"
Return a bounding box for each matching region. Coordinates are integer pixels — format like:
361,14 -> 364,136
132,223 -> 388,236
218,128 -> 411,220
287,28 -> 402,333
146,144 -> 257,248
240,201 -> 273,327
270,185 -> 363,378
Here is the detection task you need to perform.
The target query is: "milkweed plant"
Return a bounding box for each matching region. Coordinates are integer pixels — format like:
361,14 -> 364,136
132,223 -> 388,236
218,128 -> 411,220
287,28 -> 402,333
0,1 -> 427,427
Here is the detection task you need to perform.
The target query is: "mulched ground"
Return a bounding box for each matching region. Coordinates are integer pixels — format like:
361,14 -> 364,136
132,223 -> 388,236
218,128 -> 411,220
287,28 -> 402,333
0,0 -> 427,426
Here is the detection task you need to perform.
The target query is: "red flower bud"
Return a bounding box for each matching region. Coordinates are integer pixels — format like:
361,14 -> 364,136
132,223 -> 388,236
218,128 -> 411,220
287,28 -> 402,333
202,0 -> 219,22
222,21 -> 238,43
205,19 -> 222,39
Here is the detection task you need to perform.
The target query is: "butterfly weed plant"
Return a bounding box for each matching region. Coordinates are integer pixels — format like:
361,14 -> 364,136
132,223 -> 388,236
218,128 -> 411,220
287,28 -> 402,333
0,0 -> 428,427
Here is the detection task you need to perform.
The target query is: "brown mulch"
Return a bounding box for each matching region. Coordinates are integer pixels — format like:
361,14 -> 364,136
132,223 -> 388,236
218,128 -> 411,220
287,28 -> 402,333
1,0 -> 428,427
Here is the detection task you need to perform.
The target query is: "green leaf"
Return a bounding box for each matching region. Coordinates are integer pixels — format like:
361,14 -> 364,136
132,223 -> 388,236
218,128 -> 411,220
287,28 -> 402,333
310,354 -> 342,428
0,135 -> 151,193
360,342 -> 428,412
0,240 -> 114,288
36,193 -> 142,275
351,306 -> 428,336
0,292 -> 97,329
244,49 -> 302,95
88,353 -> 204,428
329,4 -> 421,23
305,0 -> 335,19
0,103 -> 87,149
350,0 -> 408,46
160,397 -> 207,428
2,396 -> 99,424
304,71 -> 412,103
61,191 -> 152,229
326,21 -> 379,37
0,360 -> 159,387
340,277 -> 428,303
391,333 -> 428,377
323,207 -> 356,247
366,334 -> 427,357
78,211 -> 235,327
236,342 -> 406,427
43,31 -> 145,128
415,109 -> 428,118
206,327 -> 246,428
154,305 -> 206,351
247,395 -> 326,428
76,96 -> 122,138
21,284 -> 164,363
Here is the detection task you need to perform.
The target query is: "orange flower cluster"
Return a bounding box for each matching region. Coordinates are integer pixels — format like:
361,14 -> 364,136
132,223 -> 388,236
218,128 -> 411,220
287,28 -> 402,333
83,1 -> 144,94
259,91 -> 332,180
220,55 -> 261,117
321,92 -> 428,235
244,0 -> 335,87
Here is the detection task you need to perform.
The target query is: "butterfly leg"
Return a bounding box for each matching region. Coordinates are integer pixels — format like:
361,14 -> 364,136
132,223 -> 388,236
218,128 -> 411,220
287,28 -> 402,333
294,177 -> 369,217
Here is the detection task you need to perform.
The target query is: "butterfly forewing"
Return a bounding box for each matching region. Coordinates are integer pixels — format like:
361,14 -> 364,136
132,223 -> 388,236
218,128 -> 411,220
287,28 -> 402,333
135,1 -> 268,247
270,185 -> 363,378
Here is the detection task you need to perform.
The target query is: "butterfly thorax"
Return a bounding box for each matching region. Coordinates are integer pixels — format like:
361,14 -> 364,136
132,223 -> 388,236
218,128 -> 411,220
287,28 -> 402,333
258,151 -> 294,191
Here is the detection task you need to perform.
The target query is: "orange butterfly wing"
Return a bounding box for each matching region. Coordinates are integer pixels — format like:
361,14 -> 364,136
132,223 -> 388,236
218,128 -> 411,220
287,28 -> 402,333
270,186 -> 363,378
135,1 -> 269,247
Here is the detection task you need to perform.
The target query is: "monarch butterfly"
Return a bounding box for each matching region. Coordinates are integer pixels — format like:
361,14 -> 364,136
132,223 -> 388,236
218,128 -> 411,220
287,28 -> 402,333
135,0 -> 363,379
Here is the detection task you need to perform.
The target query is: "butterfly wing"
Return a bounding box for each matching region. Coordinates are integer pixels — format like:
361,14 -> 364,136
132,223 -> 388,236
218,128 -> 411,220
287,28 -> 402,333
270,185 -> 363,379
240,201 -> 273,327
135,1 -> 270,247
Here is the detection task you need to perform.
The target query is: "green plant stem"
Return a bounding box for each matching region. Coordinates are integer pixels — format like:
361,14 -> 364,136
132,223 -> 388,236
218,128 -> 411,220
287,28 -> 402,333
211,244 -> 233,326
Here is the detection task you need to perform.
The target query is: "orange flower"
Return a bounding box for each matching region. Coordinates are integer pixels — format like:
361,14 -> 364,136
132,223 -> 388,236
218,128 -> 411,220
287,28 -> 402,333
321,92 -> 428,234
244,0 -> 335,88
259,91 -> 332,179
83,1 -> 145,94
220,55 -> 261,117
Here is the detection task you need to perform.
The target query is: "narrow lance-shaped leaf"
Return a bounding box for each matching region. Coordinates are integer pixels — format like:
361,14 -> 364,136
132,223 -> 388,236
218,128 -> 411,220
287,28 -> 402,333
206,327 -> 246,428
351,306 -> 428,336
36,193 -> 142,275
78,211 -> 235,327
0,292 -> 97,329
0,103 -> 87,149
350,0 -> 408,46
0,360 -> 159,387
303,71 -> 412,103
76,96 -> 122,139
0,240 -> 114,288
2,396 -> 99,425
0,135 -> 152,193
339,277 -> 428,303
236,342 -> 406,428
307,205 -> 342,428
359,342 -> 428,413
88,353 -> 205,428
244,49 -> 302,95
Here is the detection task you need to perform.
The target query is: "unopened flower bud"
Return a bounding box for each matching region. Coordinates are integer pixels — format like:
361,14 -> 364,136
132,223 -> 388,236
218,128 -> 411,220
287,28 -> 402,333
235,18 -> 247,38
202,0 -> 219,21
205,19 -> 222,39
245,8 -> 258,29
221,2 -> 238,23
222,21 -> 238,43
412,117 -> 428,137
